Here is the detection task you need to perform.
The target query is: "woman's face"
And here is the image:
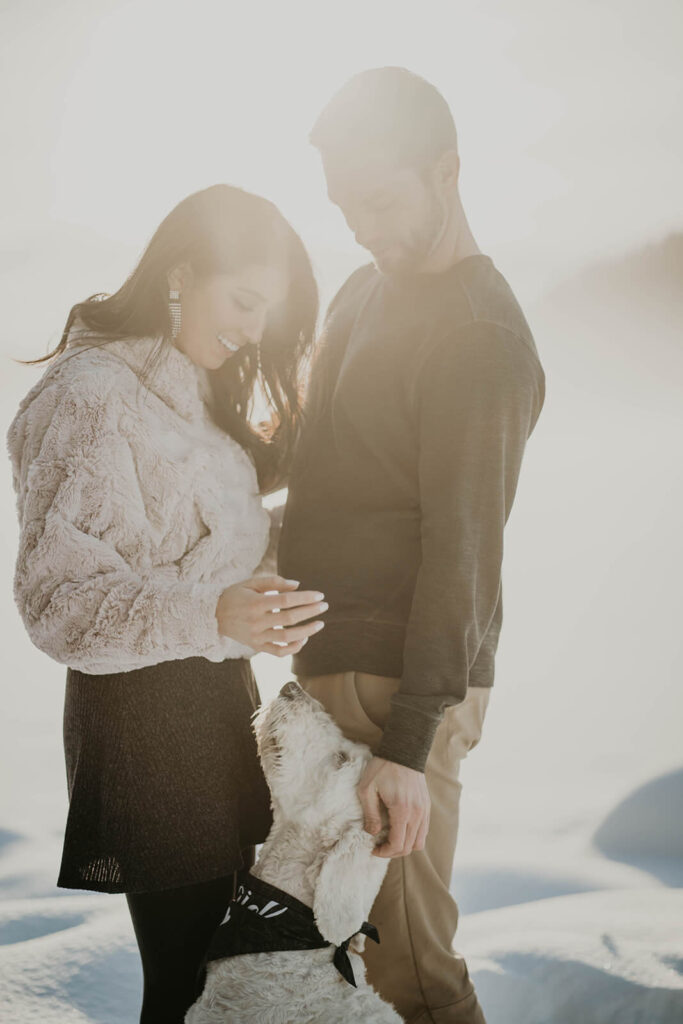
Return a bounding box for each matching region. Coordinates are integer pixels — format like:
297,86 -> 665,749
168,262 -> 289,370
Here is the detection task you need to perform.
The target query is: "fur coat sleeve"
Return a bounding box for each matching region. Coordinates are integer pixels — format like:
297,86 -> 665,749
6,369 -> 258,674
254,503 -> 286,578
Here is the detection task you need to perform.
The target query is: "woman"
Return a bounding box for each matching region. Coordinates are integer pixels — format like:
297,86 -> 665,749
6,184 -> 327,1022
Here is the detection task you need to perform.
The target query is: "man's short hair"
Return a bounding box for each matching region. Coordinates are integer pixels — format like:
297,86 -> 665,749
310,66 -> 458,170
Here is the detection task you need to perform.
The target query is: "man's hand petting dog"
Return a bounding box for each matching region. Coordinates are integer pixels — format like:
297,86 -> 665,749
358,757 -> 431,858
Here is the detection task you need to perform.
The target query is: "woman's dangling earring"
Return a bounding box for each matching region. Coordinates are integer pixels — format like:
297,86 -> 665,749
169,289 -> 182,340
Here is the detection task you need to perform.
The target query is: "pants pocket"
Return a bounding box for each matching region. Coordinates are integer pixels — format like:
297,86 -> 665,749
445,686 -> 491,759
298,672 -> 381,748
352,672 -> 400,733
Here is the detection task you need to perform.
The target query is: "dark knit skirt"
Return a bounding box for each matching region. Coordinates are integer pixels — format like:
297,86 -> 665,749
57,656 -> 273,895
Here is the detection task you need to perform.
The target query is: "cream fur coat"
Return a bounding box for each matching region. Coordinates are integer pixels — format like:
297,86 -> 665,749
6,327 -> 282,674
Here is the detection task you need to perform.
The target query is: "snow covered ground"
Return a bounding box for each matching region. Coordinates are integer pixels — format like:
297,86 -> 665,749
1,249 -> 682,1022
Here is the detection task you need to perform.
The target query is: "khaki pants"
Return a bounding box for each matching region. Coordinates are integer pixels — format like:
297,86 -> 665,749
297,671 -> 490,1024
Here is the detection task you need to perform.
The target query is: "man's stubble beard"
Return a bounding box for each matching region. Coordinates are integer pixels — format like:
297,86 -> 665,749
381,186 -> 450,278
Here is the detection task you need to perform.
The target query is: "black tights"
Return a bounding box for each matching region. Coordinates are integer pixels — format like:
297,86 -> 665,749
125,872 -> 238,1024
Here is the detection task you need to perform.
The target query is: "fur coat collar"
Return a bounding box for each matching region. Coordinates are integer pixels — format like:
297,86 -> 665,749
65,327 -> 212,422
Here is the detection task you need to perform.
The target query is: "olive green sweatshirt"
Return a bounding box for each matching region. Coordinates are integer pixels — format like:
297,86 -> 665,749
278,255 -> 546,772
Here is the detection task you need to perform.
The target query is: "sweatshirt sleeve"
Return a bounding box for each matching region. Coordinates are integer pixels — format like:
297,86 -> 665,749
7,381 -> 253,674
375,321 -> 545,771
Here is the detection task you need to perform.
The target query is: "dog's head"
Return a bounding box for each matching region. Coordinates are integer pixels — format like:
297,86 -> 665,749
253,681 -> 374,832
252,680 -> 390,945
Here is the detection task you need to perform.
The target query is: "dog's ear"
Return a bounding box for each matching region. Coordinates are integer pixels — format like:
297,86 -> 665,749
313,823 -> 387,945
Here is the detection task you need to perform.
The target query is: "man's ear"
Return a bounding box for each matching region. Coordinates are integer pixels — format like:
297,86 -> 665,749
435,148 -> 460,191
313,824 -> 388,945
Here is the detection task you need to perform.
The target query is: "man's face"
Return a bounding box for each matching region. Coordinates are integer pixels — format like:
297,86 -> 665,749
322,150 -> 446,277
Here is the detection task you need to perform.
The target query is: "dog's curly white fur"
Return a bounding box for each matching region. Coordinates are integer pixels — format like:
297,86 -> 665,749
185,681 -> 403,1024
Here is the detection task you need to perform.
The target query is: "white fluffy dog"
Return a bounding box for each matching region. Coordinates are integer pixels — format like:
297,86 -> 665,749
185,679 -> 404,1024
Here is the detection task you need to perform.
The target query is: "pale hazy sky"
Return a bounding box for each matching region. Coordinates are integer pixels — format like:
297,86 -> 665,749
1,0 -> 682,321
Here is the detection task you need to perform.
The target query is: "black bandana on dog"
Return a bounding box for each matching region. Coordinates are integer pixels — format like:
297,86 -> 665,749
203,869 -> 380,987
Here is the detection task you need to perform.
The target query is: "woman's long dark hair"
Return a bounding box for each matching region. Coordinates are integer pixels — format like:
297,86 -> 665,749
19,184 -> 318,493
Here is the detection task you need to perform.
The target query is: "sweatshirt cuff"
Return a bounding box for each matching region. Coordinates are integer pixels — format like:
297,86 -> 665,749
375,704 -> 441,773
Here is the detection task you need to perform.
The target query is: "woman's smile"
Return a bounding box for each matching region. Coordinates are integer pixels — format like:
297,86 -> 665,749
216,333 -> 242,354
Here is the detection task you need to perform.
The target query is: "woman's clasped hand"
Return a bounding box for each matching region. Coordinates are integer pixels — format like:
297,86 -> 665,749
215,575 -> 327,656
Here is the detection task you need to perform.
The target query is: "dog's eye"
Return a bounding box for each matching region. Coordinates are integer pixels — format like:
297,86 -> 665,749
334,750 -> 350,768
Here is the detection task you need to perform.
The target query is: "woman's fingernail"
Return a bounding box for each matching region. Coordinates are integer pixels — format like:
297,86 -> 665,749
285,579 -> 300,586
314,621 -> 325,631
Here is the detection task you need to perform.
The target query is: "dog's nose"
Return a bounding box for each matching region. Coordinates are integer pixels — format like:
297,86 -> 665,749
280,680 -> 303,701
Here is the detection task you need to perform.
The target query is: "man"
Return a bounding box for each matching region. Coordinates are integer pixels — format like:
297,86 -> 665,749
278,67 -> 546,1024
